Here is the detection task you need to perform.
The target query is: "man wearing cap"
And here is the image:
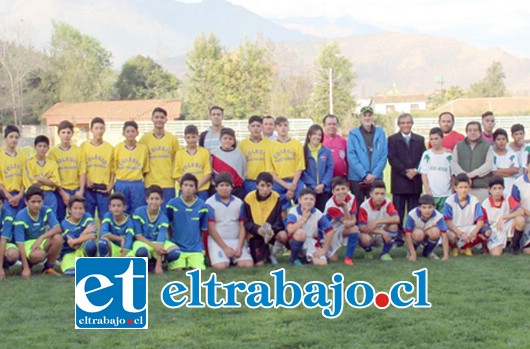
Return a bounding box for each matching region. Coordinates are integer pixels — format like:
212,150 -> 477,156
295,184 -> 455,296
347,106 -> 388,205
387,113 -> 426,245
323,114 -> 348,179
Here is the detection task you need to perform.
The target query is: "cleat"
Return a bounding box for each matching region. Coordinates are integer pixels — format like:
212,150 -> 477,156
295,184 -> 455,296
269,255 -> 279,265
463,248 -> 473,256
451,248 -> 459,257
63,269 -> 75,277
292,259 -> 303,266
427,252 -> 440,260
344,257 -> 354,266
380,253 -> 393,262
364,251 -> 373,260
43,268 -> 61,276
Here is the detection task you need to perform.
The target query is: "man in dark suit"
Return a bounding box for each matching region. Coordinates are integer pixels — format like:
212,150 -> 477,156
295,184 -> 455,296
388,113 -> 426,246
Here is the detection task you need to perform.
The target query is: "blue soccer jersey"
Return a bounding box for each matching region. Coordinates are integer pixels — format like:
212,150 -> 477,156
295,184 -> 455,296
100,212 -> 134,250
0,206 -> 15,243
61,212 -> 95,254
14,206 -> 60,243
132,205 -> 169,243
166,196 -> 208,253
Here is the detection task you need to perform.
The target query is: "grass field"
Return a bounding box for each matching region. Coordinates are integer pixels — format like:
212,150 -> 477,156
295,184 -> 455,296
1,246 -> 529,349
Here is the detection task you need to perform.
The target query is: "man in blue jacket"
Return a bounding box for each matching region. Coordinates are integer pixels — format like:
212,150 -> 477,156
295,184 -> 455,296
347,106 -> 388,206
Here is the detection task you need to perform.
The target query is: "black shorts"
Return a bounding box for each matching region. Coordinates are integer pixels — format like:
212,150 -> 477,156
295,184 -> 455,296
248,235 -> 270,264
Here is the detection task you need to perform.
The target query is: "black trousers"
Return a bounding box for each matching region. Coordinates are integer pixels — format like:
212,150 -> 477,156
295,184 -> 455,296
392,193 -> 420,239
350,180 -> 372,209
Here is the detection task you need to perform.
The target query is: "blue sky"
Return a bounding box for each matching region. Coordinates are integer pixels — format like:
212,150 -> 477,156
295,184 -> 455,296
179,0 -> 530,57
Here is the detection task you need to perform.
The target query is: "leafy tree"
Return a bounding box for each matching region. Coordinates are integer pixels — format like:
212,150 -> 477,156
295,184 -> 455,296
428,85 -> 465,109
468,61 -> 507,97
116,55 -> 179,100
47,22 -> 114,102
184,33 -> 224,119
220,38 -> 272,119
307,42 -> 356,122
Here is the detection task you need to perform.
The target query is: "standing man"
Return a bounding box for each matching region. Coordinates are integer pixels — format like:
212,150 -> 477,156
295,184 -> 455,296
323,114 -> 348,179
347,106 -> 388,205
139,107 -> 180,208
262,115 -> 277,141
433,112 -> 465,152
199,106 -> 224,153
481,111 -> 495,143
452,121 -> 493,202
387,113 -> 426,245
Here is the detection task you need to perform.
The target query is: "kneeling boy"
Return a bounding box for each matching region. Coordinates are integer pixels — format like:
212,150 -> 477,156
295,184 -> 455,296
286,188 -> 335,266
206,173 -> 253,269
357,180 -> 400,261
14,186 -> 62,278
0,191 -> 19,280
132,185 -> 180,274
60,196 -> 97,276
98,193 -> 134,257
404,194 -> 449,261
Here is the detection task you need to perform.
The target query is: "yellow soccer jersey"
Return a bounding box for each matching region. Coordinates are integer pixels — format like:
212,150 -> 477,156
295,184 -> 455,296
24,156 -> 61,191
238,137 -> 270,181
81,140 -> 114,185
48,145 -> 87,190
266,138 -> 305,179
0,151 -> 26,192
114,142 -> 150,181
139,132 -> 180,188
173,146 -> 211,191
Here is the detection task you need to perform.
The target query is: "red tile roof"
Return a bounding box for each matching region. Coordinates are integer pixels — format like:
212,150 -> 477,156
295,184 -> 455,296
373,94 -> 428,103
42,99 -> 182,126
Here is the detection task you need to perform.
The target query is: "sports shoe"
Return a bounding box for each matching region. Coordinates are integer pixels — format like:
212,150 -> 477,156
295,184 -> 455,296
63,268 -> 75,277
451,248 -> 459,257
462,248 -> 473,256
427,252 -> 440,260
344,257 -> 354,266
42,268 -> 61,276
364,251 -> 373,260
269,255 -> 279,265
380,253 -> 393,262
292,259 -> 303,267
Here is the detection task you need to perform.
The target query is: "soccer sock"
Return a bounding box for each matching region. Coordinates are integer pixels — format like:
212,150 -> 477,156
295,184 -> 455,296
290,239 -> 304,263
345,233 -> 358,258
166,249 -> 181,263
413,242 -> 420,251
363,245 -> 373,252
423,239 -> 438,256
512,229 -> 523,252
381,230 -> 397,256
136,247 -> 149,258
98,240 -> 110,257
43,261 -> 54,271
271,240 -> 284,256
84,240 -> 97,257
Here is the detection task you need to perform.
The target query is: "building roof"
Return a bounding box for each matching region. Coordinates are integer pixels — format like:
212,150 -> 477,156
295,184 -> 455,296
42,99 -> 182,126
372,94 -> 428,104
433,97 -> 530,116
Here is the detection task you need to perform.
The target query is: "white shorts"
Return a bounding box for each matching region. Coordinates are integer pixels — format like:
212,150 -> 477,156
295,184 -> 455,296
208,237 -> 253,266
328,224 -> 347,257
302,236 -> 327,262
455,225 -> 476,248
487,219 -> 513,249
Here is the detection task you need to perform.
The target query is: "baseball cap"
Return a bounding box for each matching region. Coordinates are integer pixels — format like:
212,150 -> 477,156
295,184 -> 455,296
360,106 -> 374,114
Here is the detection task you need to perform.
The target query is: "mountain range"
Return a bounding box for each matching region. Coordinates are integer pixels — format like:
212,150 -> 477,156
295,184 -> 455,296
1,0 -> 530,96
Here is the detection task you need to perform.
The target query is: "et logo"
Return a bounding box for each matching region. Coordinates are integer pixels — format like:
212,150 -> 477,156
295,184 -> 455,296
75,258 -> 148,329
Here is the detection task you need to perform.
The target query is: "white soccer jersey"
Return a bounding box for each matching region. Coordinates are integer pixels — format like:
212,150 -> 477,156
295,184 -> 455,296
510,174 -> 530,223
404,208 -> 447,233
418,149 -> 452,198
443,193 -> 485,228
358,198 -> 399,226
286,205 -> 333,239
324,193 -> 358,229
206,194 -> 244,240
493,149 -> 518,196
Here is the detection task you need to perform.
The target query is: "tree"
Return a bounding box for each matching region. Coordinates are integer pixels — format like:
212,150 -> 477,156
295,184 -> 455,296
307,42 -> 356,121
428,85 -> 465,109
47,22 -> 114,103
0,25 -> 46,125
184,33 -> 224,119
468,61 -> 507,97
116,55 -> 180,100
220,38 -> 272,119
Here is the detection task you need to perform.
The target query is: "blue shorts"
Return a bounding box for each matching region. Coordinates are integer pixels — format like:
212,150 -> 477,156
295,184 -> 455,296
85,189 -> 110,220
44,191 -> 58,213
162,188 -> 176,208
272,179 -> 305,211
197,190 -> 209,202
4,191 -> 25,217
114,180 -> 146,215
243,180 -> 257,195
56,188 -> 77,221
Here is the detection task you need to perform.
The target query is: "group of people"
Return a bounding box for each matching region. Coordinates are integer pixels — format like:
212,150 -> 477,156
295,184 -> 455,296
0,105 -> 529,279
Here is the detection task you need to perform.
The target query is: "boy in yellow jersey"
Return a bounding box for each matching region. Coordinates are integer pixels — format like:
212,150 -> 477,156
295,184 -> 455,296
114,121 -> 149,215
82,117 -> 115,219
49,120 -> 87,221
24,136 -> 65,213
238,115 -> 271,195
173,124 -> 212,201
139,107 -> 180,208
265,116 -> 306,212
0,125 -> 26,217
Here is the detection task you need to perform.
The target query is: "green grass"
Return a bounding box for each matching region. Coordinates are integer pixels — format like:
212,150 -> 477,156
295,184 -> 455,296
1,248 -> 529,349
